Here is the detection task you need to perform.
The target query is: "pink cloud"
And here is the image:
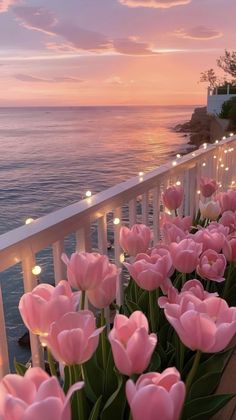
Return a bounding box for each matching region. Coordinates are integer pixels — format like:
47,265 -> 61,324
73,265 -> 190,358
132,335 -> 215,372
175,26 -> 223,40
14,74 -> 83,83
13,6 -> 154,55
0,0 -> 16,12
118,0 -> 191,8
13,6 -> 58,35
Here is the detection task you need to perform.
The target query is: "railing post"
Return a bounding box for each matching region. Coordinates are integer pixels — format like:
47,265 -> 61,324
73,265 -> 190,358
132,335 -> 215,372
0,280 -> 10,378
114,208 -> 123,306
21,253 -> 44,368
153,185 -> 161,244
129,199 -> 136,227
52,240 -> 66,284
142,192 -> 149,226
76,225 -> 92,253
98,215 -> 110,329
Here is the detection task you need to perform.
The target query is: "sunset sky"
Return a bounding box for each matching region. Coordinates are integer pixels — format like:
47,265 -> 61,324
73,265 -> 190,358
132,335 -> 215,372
0,0 -> 235,106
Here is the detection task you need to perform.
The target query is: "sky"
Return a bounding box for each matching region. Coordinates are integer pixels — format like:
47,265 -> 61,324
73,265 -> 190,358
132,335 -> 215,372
0,0 -> 235,106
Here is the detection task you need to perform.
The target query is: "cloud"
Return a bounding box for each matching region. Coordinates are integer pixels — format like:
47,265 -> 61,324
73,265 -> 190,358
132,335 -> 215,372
13,6 -> 155,55
13,6 -> 58,35
0,0 -> 16,13
14,74 -> 83,83
105,76 -> 135,85
175,26 -> 223,40
118,0 -> 191,8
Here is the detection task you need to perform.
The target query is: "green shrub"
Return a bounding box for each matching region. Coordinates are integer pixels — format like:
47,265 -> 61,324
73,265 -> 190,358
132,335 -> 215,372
219,96 -> 236,118
228,103 -> 236,125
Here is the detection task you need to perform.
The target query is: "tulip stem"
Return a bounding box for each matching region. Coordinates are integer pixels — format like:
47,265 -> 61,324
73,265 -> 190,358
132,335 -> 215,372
129,410 -> 132,420
174,209 -> 178,217
149,290 -> 156,332
185,350 -> 201,393
182,273 -> 186,288
80,290 -> 86,310
71,365 -> 85,420
224,262 -> 234,299
101,308 -> 107,369
47,348 -> 57,377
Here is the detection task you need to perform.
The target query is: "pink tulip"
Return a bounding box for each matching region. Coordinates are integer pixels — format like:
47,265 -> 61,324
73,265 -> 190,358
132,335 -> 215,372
207,221 -> 229,237
169,239 -> 202,273
119,224 -> 152,256
126,368 -> 185,420
0,367 -> 84,420
199,177 -> 218,197
197,250 -> 226,282
19,281 -> 79,336
194,228 -> 225,253
216,189 -> 236,212
42,311 -> 104,365
158,279 -> 217,308
62,251 -> 112,291
219,211 -> 236,233
86,262 -> 118,309
109,311 -> 157,376
163,294 -> 236,352
160,213 -> 192,232
161,222 -> 186,244
199,200 -> 221,221
162,185 -> 183,211
124,249 -> 172,292
223,238 -> 236,262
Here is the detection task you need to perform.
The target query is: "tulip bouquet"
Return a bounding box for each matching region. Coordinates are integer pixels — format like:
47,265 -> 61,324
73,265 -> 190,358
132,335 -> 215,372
2,177 -> 236,420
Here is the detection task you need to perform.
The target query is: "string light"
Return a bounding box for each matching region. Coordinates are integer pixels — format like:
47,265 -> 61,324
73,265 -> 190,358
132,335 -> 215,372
85,190 -> 92,198
172,160 -> 177,166
176,154 -> 181,158
232,181 -> 235,185
224,150 -> 228,154
213,155 -> 217,159
222,136 -> 226,140
176,181 -> 181,186
113,218 -> 120,225
138,172 -> 144,177
32,266 -> 42,276
220,164 -> 224,168
197,190 -> 201,195
215,140 -> 219,144
225,167 -> 229,171
202,162 -> 206,167
203,143 -> 207,149
230,133 -> 234,137
120,253 -> 125,263
25,218 -> 34,225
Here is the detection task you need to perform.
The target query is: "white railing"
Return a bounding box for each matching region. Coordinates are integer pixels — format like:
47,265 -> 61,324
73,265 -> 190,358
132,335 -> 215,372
0,135 -> 236,378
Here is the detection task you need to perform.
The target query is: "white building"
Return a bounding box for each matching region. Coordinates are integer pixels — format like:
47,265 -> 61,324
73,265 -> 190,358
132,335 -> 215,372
207,85 -> 236,115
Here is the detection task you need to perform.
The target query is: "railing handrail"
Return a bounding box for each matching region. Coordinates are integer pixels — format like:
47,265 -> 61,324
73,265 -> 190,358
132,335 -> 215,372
0,137 -> 235,273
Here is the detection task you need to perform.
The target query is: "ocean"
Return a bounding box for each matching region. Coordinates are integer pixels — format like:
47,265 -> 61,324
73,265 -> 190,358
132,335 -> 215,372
0,105 -> 194,365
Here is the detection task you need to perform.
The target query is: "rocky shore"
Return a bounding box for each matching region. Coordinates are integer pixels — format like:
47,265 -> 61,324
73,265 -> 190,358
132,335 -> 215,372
175,106 -> 213,148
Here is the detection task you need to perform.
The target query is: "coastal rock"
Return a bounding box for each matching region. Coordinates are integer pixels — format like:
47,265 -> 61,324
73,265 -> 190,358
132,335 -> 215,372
174,107 -> 212,148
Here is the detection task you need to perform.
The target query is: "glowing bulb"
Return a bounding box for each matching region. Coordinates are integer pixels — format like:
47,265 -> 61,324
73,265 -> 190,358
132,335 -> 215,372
176,181 -> 181,186
230,133 -> 234,137
139,171 -> 144,177
202,162 -> 206,167
203,143 -> 207,149
25,218 -> 34,225
213,155 -> 217,159
232,181 -> 235,185
215,140 -> 219,144
225,167 -> 229,171
219,158 -> 222,162
197,190 -> 201,195
220,164 -> 224,168
192,152 -> 196,157
32,266 -> 42,275
85,190 -> 92,198
113,217 -> 120,225
222,136 -> 226,140
120,253 -> 125,263
224,150 -> 228,154
176,154 -> 181,158
172,160 -> 177,166
219,183 -> 222,188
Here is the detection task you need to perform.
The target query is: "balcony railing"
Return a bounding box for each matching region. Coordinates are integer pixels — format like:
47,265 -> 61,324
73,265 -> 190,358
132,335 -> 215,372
0,135 -> 236,378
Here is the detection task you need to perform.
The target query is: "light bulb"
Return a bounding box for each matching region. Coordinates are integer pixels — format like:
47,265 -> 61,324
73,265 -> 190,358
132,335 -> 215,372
25,218 -> 34,225
32,266 -> 42,275
85,190 -> 92,197
113,218 -> 120,225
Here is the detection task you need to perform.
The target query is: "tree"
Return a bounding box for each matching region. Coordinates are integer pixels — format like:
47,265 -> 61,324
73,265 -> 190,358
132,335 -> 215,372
199,50 -> 236,86
217,50 -> 236,79
199,68 -> 219,88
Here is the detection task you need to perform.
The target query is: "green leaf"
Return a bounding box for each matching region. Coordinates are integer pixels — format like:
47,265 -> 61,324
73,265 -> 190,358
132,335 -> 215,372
100,374 -> 126,420
103,349 -> 118,400
83,354 -> 104,403
63,365 -> 70,394
14,359 -> 28,376
88,396 -> 103,420
137,290 -> 149,313
182,394 -> 235,420
124,296 -> 140,314
195,347 -> 234,380
148,351 -> 161,372
189,371 -> 222,399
